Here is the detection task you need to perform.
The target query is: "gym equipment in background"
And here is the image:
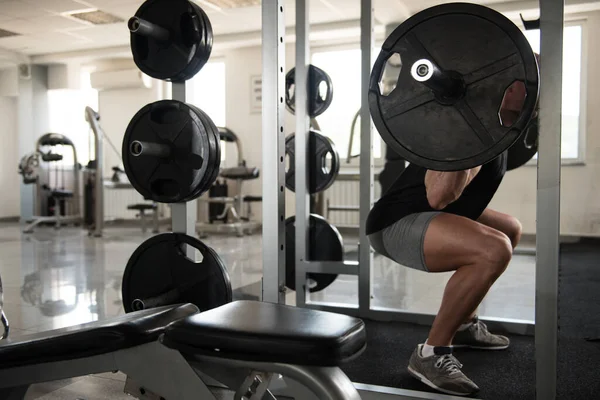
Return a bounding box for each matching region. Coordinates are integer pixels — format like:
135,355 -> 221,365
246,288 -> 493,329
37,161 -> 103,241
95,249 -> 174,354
285,214 -> 343,293
84,106 -> 106,237
346,108 -> 406,194
129,0 -> 213,82
507,117 -> 539,171
197,127 -> 262,237
369,3 -> 539,171
285,130 -> 340,194
122,100 -> 221,203
121,233 -> 232,313
285,64 -> 334,117
21,133 -> 82,233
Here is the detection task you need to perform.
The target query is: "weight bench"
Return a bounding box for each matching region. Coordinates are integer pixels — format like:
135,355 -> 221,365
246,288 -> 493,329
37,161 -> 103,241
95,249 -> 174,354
127,203 -> 159,234
161,300 -> 366,400
23,189 -> 79,233
0,304 -> 199,399
197,127 -> 262,237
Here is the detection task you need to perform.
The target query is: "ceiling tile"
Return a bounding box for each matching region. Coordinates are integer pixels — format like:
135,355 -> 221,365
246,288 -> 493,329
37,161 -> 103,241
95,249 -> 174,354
0,15 -> 89,35
0,1 -> 52,18
23,0 -> 93,14
0,34 -> 44,52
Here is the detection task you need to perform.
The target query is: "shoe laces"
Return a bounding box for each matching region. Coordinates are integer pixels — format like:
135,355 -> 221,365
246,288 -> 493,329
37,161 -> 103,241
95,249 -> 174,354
435,355 -> 463,375
474,319 -> 489,334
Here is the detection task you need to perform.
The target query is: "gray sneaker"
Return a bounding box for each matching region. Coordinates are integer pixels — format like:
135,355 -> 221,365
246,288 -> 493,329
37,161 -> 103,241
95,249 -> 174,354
408,345 -> 479,396
452,317 -> 510,350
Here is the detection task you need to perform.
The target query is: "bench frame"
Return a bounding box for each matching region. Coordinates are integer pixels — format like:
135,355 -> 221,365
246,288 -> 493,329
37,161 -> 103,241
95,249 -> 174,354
0,337 -> 470,400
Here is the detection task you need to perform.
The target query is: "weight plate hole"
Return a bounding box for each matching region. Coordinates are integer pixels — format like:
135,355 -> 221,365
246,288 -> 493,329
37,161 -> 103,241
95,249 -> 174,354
378,52 -> 402,97
150,179 -> 180,199
150,105 -> 180,124
285,153 -> 291,173
498,80 -> 527,128
179,244 -> 204,263
321,153 -> 332,175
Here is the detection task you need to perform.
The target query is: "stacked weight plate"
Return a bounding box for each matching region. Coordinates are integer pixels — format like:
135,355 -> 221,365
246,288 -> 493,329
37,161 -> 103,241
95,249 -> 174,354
121,0 -> 232,314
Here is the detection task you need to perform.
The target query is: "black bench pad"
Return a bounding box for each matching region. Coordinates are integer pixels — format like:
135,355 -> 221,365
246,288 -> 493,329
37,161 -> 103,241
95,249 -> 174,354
0,303 -> 198,369
162,301 -> 366,366
128,203 -> 157,211
220,167 -> 260,180
50,190 -> 73,199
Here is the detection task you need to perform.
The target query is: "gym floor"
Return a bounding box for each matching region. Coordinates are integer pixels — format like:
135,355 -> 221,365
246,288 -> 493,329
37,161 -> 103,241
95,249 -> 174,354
0,222 -> 536,399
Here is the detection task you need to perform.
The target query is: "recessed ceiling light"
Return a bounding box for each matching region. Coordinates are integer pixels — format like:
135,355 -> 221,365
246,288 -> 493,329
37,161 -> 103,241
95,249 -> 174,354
199,0 -> 261,9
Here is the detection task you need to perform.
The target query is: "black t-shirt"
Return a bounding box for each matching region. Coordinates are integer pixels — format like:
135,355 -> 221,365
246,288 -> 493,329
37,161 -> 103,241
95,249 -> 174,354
366,152 -> 507,235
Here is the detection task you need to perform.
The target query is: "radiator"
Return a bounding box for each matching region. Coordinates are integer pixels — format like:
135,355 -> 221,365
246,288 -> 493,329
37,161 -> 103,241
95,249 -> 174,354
104,189 -> 148,220
325,179 -> 381,228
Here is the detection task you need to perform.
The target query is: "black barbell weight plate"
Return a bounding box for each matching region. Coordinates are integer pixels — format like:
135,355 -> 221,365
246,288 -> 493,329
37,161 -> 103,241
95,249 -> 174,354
369,3 -> 539,171
183,104 -> 221,202
285,130 -> 340,194
286,65 -> 334,118
130,0 -> 213,82
122,100 -> 218,203
507,117 -> 539,171
122,233 -> 232,313
285,214 -> 342,293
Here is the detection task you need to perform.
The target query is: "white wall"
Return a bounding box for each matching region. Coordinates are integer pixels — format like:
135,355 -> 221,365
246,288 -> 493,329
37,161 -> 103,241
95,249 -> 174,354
216,44 -> 298,221
0,96 -> 19,218
490,11 -> 600,236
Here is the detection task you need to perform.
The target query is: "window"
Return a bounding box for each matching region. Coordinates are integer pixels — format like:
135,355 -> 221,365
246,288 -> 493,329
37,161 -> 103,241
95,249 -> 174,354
523,22 -> 585,161
311,49 -> 382,163
48,70 -> 99,166
187,60 -> 226,160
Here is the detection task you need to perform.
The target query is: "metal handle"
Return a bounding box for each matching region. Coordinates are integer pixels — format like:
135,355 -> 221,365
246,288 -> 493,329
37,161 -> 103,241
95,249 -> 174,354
411,59 -> 464,100
130,141 -> 171,158
131,287 -> 182,311
128,17 -> 170,42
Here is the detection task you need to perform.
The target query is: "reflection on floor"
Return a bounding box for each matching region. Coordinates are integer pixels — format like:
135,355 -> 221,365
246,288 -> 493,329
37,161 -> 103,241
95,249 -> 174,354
0,222 -> 535,399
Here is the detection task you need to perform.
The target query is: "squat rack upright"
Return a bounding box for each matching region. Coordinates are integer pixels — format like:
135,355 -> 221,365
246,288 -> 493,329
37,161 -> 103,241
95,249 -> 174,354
261,1 -> 563,399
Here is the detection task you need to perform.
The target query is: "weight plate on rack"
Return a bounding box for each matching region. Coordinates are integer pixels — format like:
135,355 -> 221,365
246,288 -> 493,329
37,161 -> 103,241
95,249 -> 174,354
369,3 -> 539,171
122,100 -> 220,203
286,65 -> 334,118
285,214 -> 342,293
130,0 -> 213,82
184,104 -> 222,202
285,130 -> 340,194
122,233 -> 232,313
507,117 -> 539,171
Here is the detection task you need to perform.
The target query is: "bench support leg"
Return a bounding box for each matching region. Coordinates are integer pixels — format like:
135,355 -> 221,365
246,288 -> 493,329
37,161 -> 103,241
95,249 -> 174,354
116,342 -> 217,400
189,355 -> 361,400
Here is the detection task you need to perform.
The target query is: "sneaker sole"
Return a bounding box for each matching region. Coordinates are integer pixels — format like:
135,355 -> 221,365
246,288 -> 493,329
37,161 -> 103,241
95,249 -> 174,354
407,366 -> 477,397
452,344 -> 509,350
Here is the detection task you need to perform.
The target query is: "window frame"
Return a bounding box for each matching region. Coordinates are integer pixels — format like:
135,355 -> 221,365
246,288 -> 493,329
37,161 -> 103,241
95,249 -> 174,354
525,18 -> 588,167
310,44 -> 386,169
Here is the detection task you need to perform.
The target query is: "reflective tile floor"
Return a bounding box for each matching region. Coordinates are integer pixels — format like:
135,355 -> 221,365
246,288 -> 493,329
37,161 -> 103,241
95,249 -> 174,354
0,222 -> 535,399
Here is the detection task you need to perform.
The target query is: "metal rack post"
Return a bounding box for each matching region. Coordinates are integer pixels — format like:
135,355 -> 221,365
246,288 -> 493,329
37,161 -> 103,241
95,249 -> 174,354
261,0 -> 287,304
295,0 -> 310,308
358,0 -> 375,315
171,82 -> 197,257
536,0 -> 564,398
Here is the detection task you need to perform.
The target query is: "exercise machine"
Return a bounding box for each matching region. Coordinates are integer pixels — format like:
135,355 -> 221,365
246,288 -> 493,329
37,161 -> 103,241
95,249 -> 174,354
20,133 -> 82,233
83,106 -> 105,237
197,127 -> 262,237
